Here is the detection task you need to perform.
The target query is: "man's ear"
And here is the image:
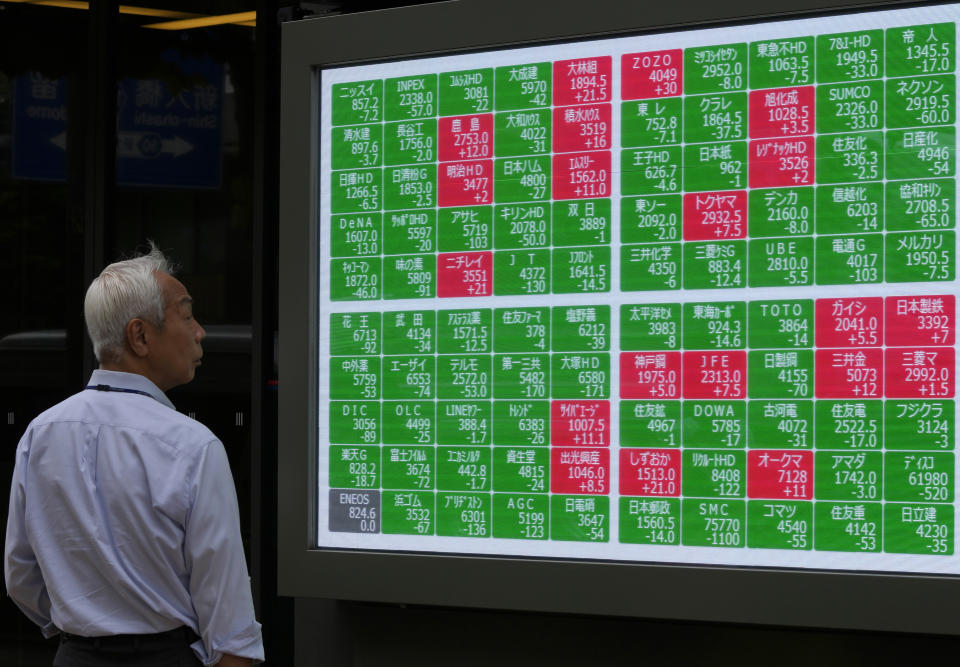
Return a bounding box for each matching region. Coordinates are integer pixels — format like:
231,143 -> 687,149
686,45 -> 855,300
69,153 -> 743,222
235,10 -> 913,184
126,318 -> 150,358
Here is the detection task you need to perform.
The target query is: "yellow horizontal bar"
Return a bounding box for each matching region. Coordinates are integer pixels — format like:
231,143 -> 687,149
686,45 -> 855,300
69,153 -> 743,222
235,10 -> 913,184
3,1 -> 199,17
143,10 -> 256,30
119,5 -> 202,18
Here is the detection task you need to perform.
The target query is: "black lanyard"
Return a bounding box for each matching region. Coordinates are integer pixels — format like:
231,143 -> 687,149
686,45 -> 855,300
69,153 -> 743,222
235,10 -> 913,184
84,384 -> 155,399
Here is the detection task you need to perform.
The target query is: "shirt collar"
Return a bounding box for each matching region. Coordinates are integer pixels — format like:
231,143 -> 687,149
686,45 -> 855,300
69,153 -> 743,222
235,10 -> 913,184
88,369 -> 176,410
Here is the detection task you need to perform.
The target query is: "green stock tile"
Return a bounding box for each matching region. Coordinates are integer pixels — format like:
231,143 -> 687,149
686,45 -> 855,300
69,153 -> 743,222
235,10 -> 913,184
747,237 -> 813,287
620,401 -> 681,447
332,80 -> 383,125
551,352 -> 609,399
682,401 -> 746,449
437,308 -> 492,354
331,212 -> 382,258
814,451 -> 882,501
493,354 -> 549,400
494,62 -> 551,110
682,241 -> 745,289
886,126 -> 955,180
621,146 -> 681,196
331,123 -> 382,170
553,246 -> 611,294
383,165 -> 436,211
552,305 -> 610,352
382,254 -> 435,299
749,37 -> 813,88
381,491 -> 434,535
885,231 -> 955,282
329,356 -> 380,400
622,195 -> 681,243
814,233 -> 882,285
437,447 -> 491,492
884,503 -> 953,554
884,452 -> 954,503
886,23 -> 955,77
885,400 -> 954,451
815,132 -> 882,183
438,401 -> 492,446
813,501 -> 881,552
381,402 -> 435,446
330,168 -> 381,214
621,243 -> 681,291
747,349 -> 813,399
684,43 -> 747,94
619,497 -> 681,545
492,494 -> 548,539
492,400 -> 549,446
437,493 -> 491,538
494,307 -> 549,353
682,450 -> 745,498
494,156 -> 551,203
383,118 -> 437,165
437,355 -> 491,400
885,179 -> 955,232
683,141 -> 747,191
815,30 -> 882,83
622,98 -> 681,147
494,108 -> 551,156
438,206 -> 492,252
383,209 -> 436,255
329,445 -> 380,489
330,401 -> 380,445
381,445 -> 435,488
815,400 -> 883,450
815,182 -> 883,234
439,68 -> 493,115
815,80 -> 883,133
746,500 -> 812,549
493,249 -> 550,296
683,92 -> 746,143
748,187 -> 813,237
330,312 -> 381,356
493,449 -> 549,493
550,495 -> 609,542
683,301 -> 745,349
747,299 -> 812,349
382,356 -> 434,400
886,75 -> 955,129
620,302 -> 681,351
382,310 -> 435,355
329,258 -> 382,301
553,198 -> 611,247
494,202 -> 550,249
681,499 -> 745,547
385,74 -> 437,121
747,401 -> 813,449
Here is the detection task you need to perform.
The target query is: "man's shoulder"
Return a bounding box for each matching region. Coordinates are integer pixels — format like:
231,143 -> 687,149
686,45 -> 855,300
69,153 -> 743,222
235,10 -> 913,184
28,389 -> 218,452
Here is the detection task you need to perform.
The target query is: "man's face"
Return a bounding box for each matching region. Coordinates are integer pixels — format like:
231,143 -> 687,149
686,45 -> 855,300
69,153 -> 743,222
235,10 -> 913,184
146,271 -> 206,391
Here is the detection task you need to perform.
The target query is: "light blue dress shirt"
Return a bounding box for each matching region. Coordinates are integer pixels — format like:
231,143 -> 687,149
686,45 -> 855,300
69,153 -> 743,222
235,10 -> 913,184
4,370 -> 264,665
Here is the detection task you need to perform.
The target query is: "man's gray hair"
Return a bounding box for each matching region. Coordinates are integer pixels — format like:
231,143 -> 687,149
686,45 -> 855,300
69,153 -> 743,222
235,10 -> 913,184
84,243 -> 174,363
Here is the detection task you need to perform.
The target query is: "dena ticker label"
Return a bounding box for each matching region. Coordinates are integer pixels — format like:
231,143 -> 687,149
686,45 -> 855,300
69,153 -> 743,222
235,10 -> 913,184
318,4 -> 960,575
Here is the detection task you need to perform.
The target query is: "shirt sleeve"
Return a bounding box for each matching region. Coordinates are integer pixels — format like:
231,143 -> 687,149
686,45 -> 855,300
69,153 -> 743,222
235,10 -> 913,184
183,439 -> 264,666
3,429 -> 58,638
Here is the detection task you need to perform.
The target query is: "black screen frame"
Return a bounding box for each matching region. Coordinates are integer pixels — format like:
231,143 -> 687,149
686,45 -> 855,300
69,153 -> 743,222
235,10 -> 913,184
278,0 -> 960,633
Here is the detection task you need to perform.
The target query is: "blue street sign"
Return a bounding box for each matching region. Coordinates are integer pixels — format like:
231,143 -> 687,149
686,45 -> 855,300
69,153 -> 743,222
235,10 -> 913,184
11,72 -> 68,181
11,52 -> 224,189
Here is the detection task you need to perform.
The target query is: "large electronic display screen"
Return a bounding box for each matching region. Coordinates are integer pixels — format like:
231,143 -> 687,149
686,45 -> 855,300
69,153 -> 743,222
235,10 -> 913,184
314,2 -> 960,578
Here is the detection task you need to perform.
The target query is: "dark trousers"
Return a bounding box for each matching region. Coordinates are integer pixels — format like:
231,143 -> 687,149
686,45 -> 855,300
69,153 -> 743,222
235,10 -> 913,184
53,628 -> 203,667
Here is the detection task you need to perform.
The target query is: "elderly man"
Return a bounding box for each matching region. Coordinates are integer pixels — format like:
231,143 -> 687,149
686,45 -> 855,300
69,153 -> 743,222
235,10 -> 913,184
4,245 -> 264,666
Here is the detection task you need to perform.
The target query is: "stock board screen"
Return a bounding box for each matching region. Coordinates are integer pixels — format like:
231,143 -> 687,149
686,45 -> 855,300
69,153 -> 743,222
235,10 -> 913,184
316,4 -> 960,575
